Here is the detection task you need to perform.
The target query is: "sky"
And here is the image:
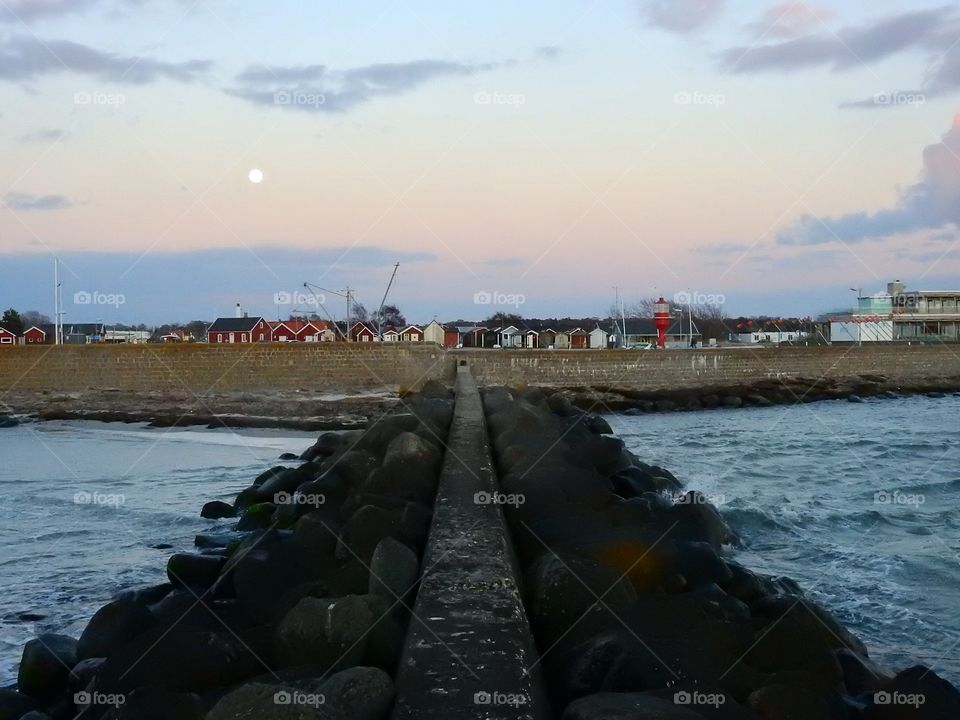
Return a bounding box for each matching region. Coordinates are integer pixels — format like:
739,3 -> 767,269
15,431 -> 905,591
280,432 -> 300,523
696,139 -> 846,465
2,0 -> 960,325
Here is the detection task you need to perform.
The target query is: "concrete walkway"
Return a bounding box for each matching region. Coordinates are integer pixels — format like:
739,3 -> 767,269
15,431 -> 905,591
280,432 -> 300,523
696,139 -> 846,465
392,365 -> 549,719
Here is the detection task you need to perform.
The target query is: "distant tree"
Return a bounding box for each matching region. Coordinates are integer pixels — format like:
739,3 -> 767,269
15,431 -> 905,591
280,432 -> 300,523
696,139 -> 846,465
350,302 -> 369,323
374,304 -> 406,329
185,320 -> 210,341
1,308 -> 23,336
485,312 -> 523,328
20,310 -> 51,327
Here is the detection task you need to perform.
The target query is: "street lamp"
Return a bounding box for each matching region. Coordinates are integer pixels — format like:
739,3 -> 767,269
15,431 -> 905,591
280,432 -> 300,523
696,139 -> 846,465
850,288 -> 862,346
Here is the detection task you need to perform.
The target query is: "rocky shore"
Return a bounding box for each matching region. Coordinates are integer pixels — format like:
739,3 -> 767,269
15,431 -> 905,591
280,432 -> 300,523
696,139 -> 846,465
2,389 -> 398,431
554,374 -> 960,414
481,385 -> 960,719
1,381 -> 454,720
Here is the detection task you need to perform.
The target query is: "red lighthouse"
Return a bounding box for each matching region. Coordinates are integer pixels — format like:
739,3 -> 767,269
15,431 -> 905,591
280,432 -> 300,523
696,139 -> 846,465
654,296 -> 670,348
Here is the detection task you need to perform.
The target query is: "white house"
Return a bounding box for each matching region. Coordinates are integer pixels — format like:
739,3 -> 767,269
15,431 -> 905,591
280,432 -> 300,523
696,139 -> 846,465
589,327 -> 609,349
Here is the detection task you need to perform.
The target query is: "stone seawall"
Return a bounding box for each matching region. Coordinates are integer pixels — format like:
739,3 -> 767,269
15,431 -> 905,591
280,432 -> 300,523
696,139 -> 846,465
0,344 -> 450,394
455,345 -> 960,390
1,344 -> 960,403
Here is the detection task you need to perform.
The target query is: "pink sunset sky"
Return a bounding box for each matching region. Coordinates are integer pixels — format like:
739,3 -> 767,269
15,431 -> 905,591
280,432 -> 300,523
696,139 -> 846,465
2,0 -> 960,323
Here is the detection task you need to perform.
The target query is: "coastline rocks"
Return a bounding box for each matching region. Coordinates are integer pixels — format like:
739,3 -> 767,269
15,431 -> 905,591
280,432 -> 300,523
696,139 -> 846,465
863,665 -> 960,719
207,682 -> 344,720
561,692 -> 705,719
201,500 -> 235,519
0,414 -> 19,428
318,666 -> 396,720
276,595 -> 374,669
167,553 -> 225,590
368,537 -> 419,602
0,689 -> 41,719
76,597 -> 155,660
17,633 -> 77,699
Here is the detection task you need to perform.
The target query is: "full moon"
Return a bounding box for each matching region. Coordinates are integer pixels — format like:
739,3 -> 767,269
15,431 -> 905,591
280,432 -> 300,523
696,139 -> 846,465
248,169 -> 264,184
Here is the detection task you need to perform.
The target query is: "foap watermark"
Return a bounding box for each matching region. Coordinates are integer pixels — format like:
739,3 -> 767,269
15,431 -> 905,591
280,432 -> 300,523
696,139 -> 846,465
674,691 -> 726,709
674,290 -> 725,306
274,690 -> 326,708
673,491 -> 726,507
674,91 -> 725,108
872,91 -> 925,108
74,91 -> 126,107
74,691 -> 126,709
274,491 -> 326,508
473,690 -> 528,708
74,290 -> 125,308
874,691 -> 925,708
874,490 -> 925,507
74,490 -> 125,508
473,290 -> 525,308
474,490 -> 525,508
273,90 -> 326,109
274,290 -> 324,307
474,90 -> 526,107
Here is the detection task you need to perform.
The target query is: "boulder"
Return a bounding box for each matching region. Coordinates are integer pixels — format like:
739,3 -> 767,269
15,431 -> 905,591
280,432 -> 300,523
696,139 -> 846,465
0,415 -> 19,428
722,396 -> 743,409
301,432 -> 343,461
166,553 -> 225,590
201,501 -> 235,519
0,689 -> 41,720
237,502 -> 278,531
586,415 -> 614,435
746,682 -> 848,719
562,692 -> 705,719
17,633 -> 77,699
100,688 -> 204,719
77,597 -> 155,660
382,431 -> 442,470
207,682 -> 340,720
276,595 -> 374,669
69,657 -> 105,694
863,665 -> 960,719
336,505 -> 406,563
368,537 -> 419,602
318,666 -> 395,720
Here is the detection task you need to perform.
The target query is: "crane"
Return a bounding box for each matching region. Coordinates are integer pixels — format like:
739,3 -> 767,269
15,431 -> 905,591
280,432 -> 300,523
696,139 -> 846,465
374,263 -> 400,338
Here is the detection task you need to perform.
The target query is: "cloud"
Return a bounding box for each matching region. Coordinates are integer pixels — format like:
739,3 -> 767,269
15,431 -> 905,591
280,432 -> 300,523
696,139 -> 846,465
17,127 -> 69,142
0,0 -> 99,23
720,6 -> 955,74
644,0 -> 725,33
747,3 -> 834,38
228,58 -> 503,113
779,116 -> 960,245
0,34 -> 211,84
3,192 -> 75,211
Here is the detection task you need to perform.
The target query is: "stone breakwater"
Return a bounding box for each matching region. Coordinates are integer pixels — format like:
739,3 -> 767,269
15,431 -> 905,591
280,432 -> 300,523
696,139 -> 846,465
480,385 -> 960,719
2,380 -> 455,720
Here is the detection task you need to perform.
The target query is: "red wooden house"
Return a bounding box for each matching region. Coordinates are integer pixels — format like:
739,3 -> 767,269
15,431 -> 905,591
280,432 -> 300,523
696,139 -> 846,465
0,327 -> 16,345
349,322 -> 376,342
22,326 -> 47,345
400,325 -> 424,342
207,317 -> 270,344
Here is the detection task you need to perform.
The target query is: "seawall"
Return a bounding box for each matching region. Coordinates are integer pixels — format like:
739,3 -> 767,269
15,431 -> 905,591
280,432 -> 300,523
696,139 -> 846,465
1,344 -> 960,400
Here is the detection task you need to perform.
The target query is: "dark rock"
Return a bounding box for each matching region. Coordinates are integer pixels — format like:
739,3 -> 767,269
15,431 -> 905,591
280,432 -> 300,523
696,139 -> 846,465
0,415 -> 19,428
746,394 -> 773,407
746,682 -> 848,719
69,656 -> 105,694
863,665 -> 960,719
276,595 -> 373,669
279,452 -> 299,460
166,553 -> 225,590
836,648 -> 891,696
369,537 -> 419,602
77,597 -> 155,660
586,415 -> 614,435
655,399 -> 677,412
848,394 -> 864,403
207,682 -> 339,720
301,431 -> 343,461
418,379 -> 452,399
337,505 -> 406,564
319,666 -> 395,720
17,633 -> 77,699
722,396 -> 743,408
925,391 -> 946,399
668,492 -> 738,548
0,689 -> 41,719
237,502 -> 278,531
101,688 -> 205,720
562,692 -> 705,719
18,712 -> 51,720
671,541 -> 732,589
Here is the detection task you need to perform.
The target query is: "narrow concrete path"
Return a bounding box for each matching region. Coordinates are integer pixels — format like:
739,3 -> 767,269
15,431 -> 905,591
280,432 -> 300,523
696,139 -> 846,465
392,366 -> 550,719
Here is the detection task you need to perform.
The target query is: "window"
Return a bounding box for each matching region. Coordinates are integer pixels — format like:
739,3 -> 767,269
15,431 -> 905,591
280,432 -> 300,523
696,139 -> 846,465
258,333 -> 265,341
241,333 -> 248,342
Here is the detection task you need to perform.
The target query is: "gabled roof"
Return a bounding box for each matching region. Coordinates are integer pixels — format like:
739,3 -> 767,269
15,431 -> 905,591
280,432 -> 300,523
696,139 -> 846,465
400,325 -> 423,334
350,321 -> 374,334
382,328 -> 400,336
0,326 -> 16,336
23,326 -> 46,336
208,317 -> 265,332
